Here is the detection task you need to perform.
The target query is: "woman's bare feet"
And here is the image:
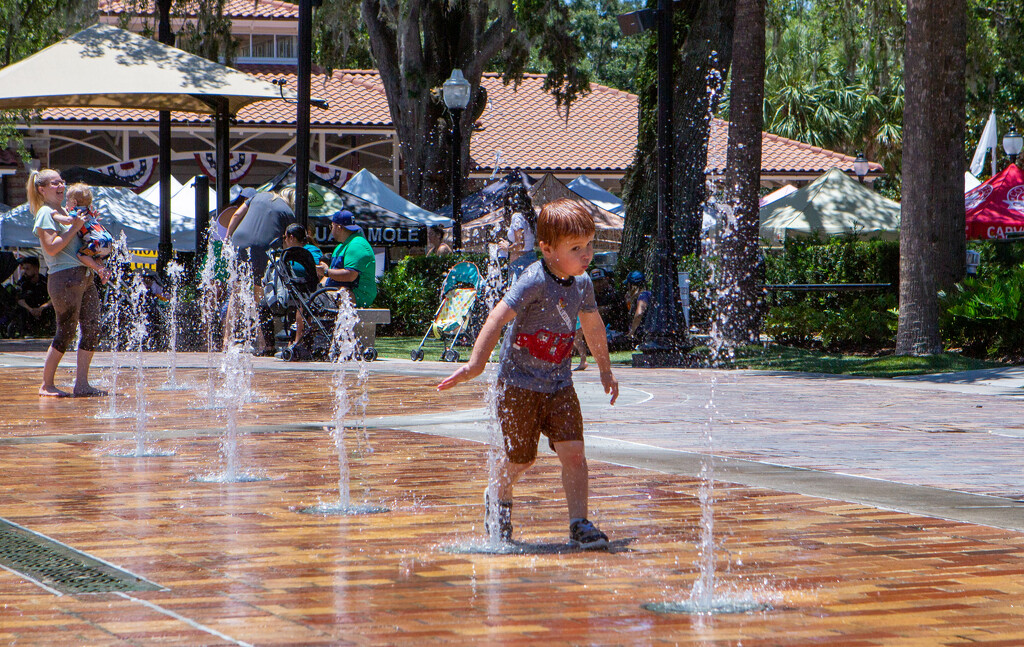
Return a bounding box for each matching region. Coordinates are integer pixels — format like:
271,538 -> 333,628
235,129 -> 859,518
39,385 -> 69,397
72,385 -> 108,397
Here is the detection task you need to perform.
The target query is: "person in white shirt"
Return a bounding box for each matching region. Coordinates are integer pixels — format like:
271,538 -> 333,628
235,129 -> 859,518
504,179 -> 537,286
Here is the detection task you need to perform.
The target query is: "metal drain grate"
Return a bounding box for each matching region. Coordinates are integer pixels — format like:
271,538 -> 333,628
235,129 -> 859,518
0,518 -> 160,594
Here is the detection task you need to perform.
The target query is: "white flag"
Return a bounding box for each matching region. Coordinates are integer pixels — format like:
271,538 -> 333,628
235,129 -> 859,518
970,110 -> 998,176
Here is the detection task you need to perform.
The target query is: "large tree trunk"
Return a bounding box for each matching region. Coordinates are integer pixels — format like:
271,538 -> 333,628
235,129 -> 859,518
361,0 -> 512,209
716,0 -> 764,345
620,0 -> 736,269
896,0 -> 966,355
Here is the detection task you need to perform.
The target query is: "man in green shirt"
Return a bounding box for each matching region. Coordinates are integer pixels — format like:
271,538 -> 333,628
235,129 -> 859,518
316,209 -> 377,307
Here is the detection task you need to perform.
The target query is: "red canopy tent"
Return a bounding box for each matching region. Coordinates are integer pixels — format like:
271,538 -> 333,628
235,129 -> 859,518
965,163 -> 1024,239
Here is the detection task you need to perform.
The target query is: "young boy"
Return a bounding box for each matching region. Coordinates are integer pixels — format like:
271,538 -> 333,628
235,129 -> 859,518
438,198 -> 619,549
60,183 -> 113,284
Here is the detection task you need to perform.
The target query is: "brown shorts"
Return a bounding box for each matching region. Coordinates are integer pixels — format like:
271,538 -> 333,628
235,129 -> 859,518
496,382 -> 584,464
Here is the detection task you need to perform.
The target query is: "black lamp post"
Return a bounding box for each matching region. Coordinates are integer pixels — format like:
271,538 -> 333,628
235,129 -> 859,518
443,69 -> 471,251
619,0 -> 686,367
853,152 -> 869,184
1003,129 -> 1023,166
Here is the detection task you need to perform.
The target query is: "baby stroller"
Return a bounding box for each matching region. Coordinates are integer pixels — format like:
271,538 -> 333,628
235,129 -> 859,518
410,261 -> 482,362
263,246 -> 379,362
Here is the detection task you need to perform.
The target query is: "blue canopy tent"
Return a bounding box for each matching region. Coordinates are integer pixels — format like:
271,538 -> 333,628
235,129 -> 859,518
342,169 -> 451,228
567,175 -> 625,216
261,166 -> 427,247
435,170 -> 536,224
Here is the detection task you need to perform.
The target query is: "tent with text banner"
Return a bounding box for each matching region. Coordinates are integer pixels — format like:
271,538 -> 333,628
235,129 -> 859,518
965,163 -> 1024,239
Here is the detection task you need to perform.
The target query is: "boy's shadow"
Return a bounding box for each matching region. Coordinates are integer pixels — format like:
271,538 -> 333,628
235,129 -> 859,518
447,537 -> 634,555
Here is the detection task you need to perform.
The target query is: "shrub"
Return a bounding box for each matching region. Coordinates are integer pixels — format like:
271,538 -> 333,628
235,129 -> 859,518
376,253 -> 488,335
940,263 -> 1024,359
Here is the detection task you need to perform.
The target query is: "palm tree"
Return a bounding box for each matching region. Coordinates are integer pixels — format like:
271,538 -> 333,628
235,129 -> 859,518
896,0 -> 966,355
716,0 -> 765,345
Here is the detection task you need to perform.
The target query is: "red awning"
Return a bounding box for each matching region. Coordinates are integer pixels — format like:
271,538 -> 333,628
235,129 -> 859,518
966,163 -> 1024,239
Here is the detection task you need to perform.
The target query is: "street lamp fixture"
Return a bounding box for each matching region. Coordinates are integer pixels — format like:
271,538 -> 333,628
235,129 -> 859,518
853,152 -> 869,184
1003,129 -> 1023,165
443,69 -> 472,251
616,9 -> 655,37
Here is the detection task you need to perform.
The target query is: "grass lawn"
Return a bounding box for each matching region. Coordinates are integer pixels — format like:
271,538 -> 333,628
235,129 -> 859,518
372,336 -> 1009,378
717,345 -> 1007,378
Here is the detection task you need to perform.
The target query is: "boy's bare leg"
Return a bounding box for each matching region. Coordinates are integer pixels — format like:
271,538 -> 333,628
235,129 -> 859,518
493,454 -> 533,501
553,440 -> 588,520
39,346 -> 68,396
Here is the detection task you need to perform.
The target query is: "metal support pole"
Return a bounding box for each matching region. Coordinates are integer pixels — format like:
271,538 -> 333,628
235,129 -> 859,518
214,102 -> 230,215
451,107 -> 463,251
294,0 -> 312,229
156,0 -> 173,275
635,0 -> 685,366
194,174 -> 210,256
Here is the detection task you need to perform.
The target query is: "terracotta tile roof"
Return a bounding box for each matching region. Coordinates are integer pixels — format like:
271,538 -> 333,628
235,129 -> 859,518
32,66 -> 880,175
471,73 -> 638,173
707,119 -> 884,175
99,0 -> 299,20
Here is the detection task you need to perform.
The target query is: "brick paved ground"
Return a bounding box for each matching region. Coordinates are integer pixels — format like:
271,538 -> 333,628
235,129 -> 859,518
1,349 -> 1024,645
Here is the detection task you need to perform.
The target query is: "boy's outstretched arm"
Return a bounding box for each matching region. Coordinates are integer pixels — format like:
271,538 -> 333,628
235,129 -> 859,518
579,309 -> 619,405
437,302 -> 517,390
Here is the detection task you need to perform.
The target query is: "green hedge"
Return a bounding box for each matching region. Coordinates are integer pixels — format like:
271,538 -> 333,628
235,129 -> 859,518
376,253 -> 488,335
376,238 -> 1024,357
759,236 -> 900,349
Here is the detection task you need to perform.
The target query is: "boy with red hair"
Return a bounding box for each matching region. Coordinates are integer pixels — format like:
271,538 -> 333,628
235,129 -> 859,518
438,198 -> 618,549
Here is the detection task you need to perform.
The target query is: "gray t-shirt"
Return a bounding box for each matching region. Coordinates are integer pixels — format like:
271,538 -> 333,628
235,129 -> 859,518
498,260 -> 597,393
230,192 -> 296,251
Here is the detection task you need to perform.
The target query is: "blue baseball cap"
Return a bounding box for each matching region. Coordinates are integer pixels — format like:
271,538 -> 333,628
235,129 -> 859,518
330,209 -> 361,232
625,270 -> 645,286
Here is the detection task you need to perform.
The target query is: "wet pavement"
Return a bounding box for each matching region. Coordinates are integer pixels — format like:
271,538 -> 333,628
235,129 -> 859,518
2,344 -> 1024,645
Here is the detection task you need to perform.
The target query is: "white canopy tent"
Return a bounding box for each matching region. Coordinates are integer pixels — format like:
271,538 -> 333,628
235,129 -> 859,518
759,184 -> 798,207
965,171 -> 982,192
342,168 -> 451,227
139,176 -> 185,207
0,24 -> 293,113
759,168 -> 901,244
170,176 -> 218,223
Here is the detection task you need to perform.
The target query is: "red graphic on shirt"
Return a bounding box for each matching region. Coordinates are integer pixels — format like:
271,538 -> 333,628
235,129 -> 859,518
514,329 -> 576,364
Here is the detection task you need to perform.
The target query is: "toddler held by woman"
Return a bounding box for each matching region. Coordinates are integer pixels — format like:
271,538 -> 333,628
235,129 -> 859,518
55,183 -> 113,283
